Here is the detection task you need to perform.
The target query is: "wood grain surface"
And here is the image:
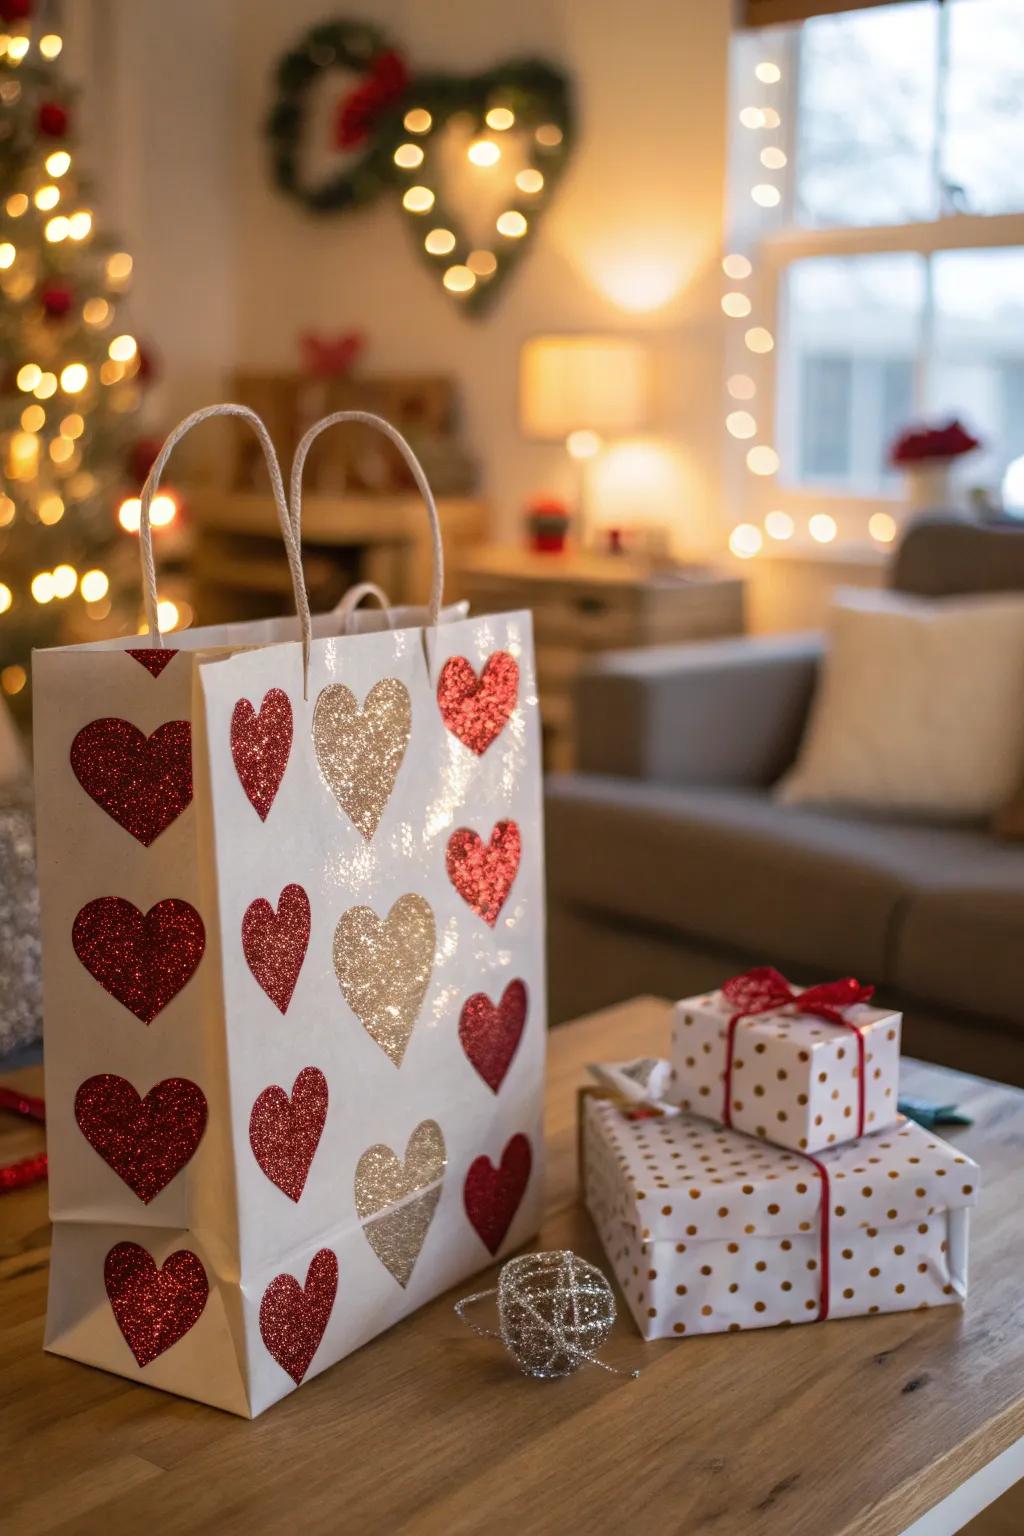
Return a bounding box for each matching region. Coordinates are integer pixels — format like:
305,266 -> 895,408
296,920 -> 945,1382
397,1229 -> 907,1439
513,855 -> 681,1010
1,997 -> 1022,1536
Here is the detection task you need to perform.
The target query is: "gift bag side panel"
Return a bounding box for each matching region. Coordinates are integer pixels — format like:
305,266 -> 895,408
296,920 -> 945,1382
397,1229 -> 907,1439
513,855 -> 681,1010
34,645 -> 248,1414
196,615 -> 545,1415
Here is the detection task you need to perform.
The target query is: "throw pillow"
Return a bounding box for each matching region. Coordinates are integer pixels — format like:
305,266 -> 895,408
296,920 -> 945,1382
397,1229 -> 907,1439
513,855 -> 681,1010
777,587 -> 1024,819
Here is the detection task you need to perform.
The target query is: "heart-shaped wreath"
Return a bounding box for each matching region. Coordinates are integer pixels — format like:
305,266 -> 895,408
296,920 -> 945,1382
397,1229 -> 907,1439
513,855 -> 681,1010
266,19 -> 573,314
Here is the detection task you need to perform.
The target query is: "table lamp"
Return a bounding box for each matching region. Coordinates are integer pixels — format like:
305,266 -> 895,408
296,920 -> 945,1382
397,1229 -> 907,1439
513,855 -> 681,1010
519,334 -> 649,546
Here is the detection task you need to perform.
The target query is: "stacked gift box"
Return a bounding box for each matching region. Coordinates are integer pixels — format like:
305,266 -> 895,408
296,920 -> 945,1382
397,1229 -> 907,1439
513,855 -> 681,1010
582,968 -> 980,1340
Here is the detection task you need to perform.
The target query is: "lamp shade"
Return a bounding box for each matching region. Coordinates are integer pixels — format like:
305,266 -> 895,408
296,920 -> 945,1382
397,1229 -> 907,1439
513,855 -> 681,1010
519,335 -> 649,441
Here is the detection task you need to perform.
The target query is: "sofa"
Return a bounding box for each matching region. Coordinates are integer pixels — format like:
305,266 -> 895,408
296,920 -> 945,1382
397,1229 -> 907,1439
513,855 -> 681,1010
545,515 -> 1024,1086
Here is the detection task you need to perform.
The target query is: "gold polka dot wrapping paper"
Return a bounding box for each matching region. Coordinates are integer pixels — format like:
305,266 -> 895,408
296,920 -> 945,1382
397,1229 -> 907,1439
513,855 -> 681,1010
582,1087 -> 978,1342
670,987 -> 903,1155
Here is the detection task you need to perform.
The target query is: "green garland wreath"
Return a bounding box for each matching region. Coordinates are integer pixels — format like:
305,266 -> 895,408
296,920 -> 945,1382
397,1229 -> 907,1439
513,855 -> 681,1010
266,19 -> 574,313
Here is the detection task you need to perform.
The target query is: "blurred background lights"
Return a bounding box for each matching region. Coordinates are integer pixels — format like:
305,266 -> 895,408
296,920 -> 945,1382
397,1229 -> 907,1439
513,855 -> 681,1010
739,107 -> 765,129
729,523 -> 763,559
747,445 -> 780,476
0,242 -> 15,268
515,169 -> 544,195
755,62 -> 782,83
442,265 -> 476,294
726,411 -> 757,439
722,253 -> 752,280
402,186 -> 434,213
156,598 -> 180,631
424,228 -> 455,256
727,374 -> 757,400
30,572 -> 55,604
485,107 -> 515,131
45,149 -> 70,176
0,583 -> 11,614
403,107 -> 431,133
393,143 -> 423,170
751,184 -> 782,208
52,563 -> 77,598
1,665 -> 26,695
760,147 -> 788,169
16,363 -> 40,392
765,510 -> 795,541
60,363 -> 88,393
44,215 -> 69,242
745,327 -> 774,354
80,569 -> 109,602
496,211 -> 527,238
38,494 -> 64,525
809,513 -> 838,544
721,291 -> 752,318
869,511 -> 898,544
108,334 -> 137,362
467,139 -> 501,167
34,184 -> 59,210
567,429 -> 601,460
39,33 -> 62,59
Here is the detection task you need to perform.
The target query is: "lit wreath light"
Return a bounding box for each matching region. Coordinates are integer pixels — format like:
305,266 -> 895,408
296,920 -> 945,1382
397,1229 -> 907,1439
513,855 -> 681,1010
266,20 -> 573,315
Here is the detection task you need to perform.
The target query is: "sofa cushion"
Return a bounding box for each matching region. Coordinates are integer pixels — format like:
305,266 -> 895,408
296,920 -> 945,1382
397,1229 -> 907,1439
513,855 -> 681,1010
545,776 -> 1024,1027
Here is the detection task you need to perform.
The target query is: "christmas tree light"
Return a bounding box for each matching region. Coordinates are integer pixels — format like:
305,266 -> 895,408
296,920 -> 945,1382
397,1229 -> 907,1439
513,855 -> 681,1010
0,9 -> 153,710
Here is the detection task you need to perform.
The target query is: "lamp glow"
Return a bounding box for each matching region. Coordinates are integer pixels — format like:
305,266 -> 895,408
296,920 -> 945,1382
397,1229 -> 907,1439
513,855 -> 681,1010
726,411 -> 757,440
745,327 -> 774,354
869,511 -> 897,544
747,445 -> 780,476
727,374 -> 756,400
20,404 -> 44,431
739,107 -> 765,129
809,513 -> 838,543
722,253 -> 752,280
721,292 -> 752,318
729,523 -> 763,559
566,429 -> 602,460
752,184 -> 782,208
761,147 -> 787,169
765,510 -> 795,541
467,250 -> 497,277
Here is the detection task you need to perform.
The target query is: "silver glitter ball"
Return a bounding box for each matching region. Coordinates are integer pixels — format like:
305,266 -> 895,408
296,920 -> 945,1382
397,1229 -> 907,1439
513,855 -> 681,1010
0,783 -> 42,1056
496,1251 -> 618,1380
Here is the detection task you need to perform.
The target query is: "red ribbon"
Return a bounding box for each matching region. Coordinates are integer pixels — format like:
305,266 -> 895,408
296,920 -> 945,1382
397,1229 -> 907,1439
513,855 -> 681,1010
0,1084 -> 48,1195
720,966 -> 874,1139
334,49 -> 409,150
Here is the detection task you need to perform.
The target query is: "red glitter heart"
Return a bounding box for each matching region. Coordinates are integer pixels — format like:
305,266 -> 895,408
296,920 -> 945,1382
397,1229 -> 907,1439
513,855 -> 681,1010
259,1248 -> 338,1385
459,979 -> 527,1093
242,883 -> 311,1014
70,718 -> 193,847
249,1067 -> 328,1202
437,652 -> 519,755
463,1133 -> 532,1255
72,896 -> 205,1023
75,1074 -> 207,1203
126,648 -> 179,678
105,1241 -> 209,1367
446,820 -> 521,927
230,688 -> 292,821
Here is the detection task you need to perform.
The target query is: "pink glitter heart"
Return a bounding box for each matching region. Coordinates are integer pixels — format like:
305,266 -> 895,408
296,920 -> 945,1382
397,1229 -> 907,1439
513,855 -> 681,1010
437,651 -> 518,755
446,820 -> 521,927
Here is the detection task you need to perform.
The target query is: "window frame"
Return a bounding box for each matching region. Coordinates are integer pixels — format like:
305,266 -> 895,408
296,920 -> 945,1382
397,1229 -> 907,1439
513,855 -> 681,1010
734,4 -> 1024,542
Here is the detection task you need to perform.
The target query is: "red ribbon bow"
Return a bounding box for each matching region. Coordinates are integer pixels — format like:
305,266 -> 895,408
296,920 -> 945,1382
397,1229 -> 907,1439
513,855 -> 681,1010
334,49 -> 409,150
0,1085 -> 47,1195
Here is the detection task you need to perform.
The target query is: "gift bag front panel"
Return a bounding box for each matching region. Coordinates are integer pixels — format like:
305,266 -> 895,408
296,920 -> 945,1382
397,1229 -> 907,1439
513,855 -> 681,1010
33,646 -> 217,1233
196,613 -> 545,1412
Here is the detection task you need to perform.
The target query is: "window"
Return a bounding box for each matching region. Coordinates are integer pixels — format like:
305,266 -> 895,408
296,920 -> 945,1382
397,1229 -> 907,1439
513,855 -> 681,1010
727,0 -> 1024,543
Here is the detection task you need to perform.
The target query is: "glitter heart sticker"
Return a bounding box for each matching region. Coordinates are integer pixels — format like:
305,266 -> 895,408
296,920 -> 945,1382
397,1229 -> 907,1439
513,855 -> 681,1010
333,893 -> 435,1067
72,896 -> 205,1023
75,1074 -> 207,1203
355,1119 -> 446,1288
105,1241 -> 209,1367
230,687 -> 293,821
464,1133 -> 532,1255
242,883 -> 311,1014
70,717 -> 193,846
126,648 -> 179,678
312,678 -> 411,840
249,1067 -> 328,1202
459,979 -> 528,1093
446,820 -> 521,927
437,652 -> 518,755
259,1248 -> 338,1385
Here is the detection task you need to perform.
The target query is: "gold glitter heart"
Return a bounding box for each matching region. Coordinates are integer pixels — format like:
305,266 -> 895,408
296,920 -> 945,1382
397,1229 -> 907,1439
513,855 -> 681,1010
312,679 -> 411,841
355,1119 -> 446,1287
333,893 -> 435,1066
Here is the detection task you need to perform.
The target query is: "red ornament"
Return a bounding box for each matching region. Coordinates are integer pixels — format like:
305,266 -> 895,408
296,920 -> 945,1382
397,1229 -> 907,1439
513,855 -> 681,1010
39,283 -> 73,319
249,1067 -> 328,1203
890,418 -> 981,466
241,883 -> 311,1014
71,895 -> 206,1023
459,980 -> 528,1093
135,343 -> 157,384
70,717 -> 193,847
37,101 -> 69,137
298,329 -> 365,380
74,1074 -> 208,1203
463,1133 -> 532,1254
0,0 -> 32,22
334,48 -> 409,149
445,820 -> 522,927
127,435 -> 162,485
437,652 -> 519,756
230,688 -> 293,820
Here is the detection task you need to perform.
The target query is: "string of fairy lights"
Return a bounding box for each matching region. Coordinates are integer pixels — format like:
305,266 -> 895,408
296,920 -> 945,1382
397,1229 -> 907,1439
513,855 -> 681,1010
722,53 -> 898,560
0,22 -> 185,698
393,101 -> 565,301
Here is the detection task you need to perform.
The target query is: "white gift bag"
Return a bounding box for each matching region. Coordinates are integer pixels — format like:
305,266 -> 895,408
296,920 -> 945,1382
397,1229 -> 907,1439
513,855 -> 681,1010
35,405 -> 546,1416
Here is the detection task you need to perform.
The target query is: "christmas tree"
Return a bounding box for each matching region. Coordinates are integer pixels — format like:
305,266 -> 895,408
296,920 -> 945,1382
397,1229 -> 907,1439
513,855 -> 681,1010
0,5 -> 153,719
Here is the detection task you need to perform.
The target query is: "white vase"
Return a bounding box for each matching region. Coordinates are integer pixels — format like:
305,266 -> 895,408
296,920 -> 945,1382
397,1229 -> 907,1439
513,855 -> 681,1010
903,459 -> 957,512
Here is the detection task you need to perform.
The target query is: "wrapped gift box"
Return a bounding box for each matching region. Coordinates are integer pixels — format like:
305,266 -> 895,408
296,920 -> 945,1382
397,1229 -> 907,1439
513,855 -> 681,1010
582,1085 -> 978,1341
671,977 -> 902,1154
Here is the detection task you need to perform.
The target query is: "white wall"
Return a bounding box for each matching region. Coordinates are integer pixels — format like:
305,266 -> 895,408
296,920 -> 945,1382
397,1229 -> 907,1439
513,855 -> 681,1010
92,0 -> 733,549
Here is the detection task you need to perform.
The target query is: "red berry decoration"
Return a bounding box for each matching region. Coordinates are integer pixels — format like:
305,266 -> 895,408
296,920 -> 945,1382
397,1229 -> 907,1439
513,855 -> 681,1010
37,102 -> 69,137
40,283 -> 73,319
0,0 -> 32,22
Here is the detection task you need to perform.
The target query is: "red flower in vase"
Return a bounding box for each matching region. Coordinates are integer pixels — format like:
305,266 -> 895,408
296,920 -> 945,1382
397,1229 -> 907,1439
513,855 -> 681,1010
890,419 -> 981,467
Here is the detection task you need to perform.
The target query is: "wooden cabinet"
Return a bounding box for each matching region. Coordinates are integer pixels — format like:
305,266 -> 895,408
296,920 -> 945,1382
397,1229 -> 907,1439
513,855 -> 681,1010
459,549 -> 746,768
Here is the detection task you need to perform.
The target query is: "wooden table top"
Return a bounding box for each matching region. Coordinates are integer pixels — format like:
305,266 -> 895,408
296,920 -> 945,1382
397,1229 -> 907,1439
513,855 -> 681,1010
2,997 -> 1023,1536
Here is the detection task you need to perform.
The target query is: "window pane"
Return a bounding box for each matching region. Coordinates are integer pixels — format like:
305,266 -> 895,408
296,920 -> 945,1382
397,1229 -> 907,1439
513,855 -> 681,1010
930,248 -> 1024,492
796,2 -> 938,227
784,254 -> 924,491
945,0 -> 1024,215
